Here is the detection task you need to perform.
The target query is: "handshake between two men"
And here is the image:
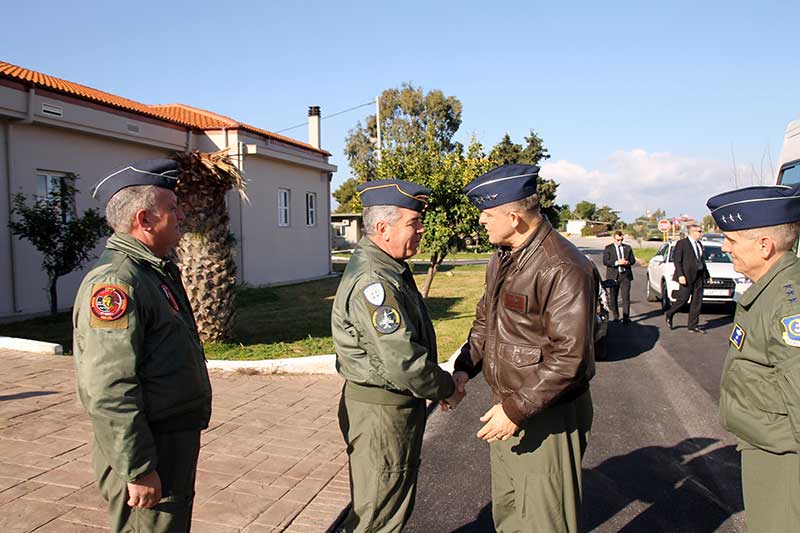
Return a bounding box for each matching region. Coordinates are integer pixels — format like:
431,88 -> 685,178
440,370 -> 520,443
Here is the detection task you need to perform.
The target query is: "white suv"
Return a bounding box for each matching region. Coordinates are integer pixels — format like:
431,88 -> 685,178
645,241 -> 752,310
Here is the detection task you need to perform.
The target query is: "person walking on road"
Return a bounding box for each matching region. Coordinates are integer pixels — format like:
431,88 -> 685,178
453,164 -> 596,533
331,179 -> 464,532
708,184 -> 800,532
73,159 -> 212,532
665,224 -> 710,333
602,230 -> 635,323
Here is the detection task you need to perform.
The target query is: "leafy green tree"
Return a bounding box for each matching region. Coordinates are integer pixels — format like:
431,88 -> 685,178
702,214 -> 717,232
341,83 -> 462,188
488,134 -> 522,164
595,205 -> 620,226
332,177 -> 360,213
8,173 -> 112,314
573,201 -> 597,220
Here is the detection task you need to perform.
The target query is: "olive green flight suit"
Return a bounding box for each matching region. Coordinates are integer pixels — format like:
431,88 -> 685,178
719,252 -> 800,532
332,237 -> 455,532
73,233 -> 212,532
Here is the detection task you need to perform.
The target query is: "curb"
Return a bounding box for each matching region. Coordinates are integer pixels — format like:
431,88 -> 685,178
0,336 -> 63,355
206,353 -> 337,374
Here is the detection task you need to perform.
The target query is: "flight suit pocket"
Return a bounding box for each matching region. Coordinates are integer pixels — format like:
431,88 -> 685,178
520,473 -> 566,531
776,356 -> 800,443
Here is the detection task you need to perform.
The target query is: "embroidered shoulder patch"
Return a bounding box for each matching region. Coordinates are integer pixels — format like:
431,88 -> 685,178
729,323 -> 745,351
89,283 -> 130,329
502,291 -> 527,313
781,315 -> 800,347
363,282 -> 385,306
372,306 -> 401,334
160,284 -> 180,312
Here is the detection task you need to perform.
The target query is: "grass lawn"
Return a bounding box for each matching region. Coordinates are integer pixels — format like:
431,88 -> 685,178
1,264 -> 486,363
633,247 -> 659,265
334,251 -> 494,261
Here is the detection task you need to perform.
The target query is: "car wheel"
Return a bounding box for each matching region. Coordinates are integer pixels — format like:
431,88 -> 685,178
661,280 -> 671,311
646,274 -> 659,302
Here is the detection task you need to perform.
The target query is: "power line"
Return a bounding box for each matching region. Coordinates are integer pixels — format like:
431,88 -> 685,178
274,100 -> 373,133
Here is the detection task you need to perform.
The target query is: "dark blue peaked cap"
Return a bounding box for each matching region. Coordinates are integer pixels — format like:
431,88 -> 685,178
92,159 -> 179,206
706,183 -> 800,231
463,164 -> 540,210
357,179 -> 430,212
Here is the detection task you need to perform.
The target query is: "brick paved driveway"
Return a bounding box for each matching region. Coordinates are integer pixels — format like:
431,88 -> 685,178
0,349 -> 350,532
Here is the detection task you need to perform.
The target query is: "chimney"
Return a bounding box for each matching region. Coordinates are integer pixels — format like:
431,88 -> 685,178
308,106 -> 321,149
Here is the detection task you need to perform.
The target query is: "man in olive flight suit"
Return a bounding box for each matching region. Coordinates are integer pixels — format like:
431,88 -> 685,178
73,159 -> 212,532
708,183 -> 800,532
332,179 -> 464,532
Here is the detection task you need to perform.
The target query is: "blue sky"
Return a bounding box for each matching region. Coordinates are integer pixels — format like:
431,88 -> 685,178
3,0 -> 798,221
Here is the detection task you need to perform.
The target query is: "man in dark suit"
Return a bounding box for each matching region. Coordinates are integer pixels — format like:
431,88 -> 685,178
665,224 -> 710,333
603,230 -> 636,323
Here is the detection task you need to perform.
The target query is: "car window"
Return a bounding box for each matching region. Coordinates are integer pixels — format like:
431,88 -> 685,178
704,246 -> 732,263
656,244 -> 667,257
667,245 -> 674,263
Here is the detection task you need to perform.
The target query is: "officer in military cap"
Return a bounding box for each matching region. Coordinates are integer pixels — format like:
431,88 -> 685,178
707,183 -> 800,532
332,179 -> 464,532
73,159 -> 212,532
454,164 -> 596,533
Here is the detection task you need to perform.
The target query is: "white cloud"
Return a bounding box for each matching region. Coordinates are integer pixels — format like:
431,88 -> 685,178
541,149 -> 769,222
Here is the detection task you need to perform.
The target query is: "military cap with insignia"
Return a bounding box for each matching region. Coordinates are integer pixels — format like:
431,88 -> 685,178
91,158 -> 179,206
463,164 -> 539,210
706,183 -> 800,231
357,179 -> 430,212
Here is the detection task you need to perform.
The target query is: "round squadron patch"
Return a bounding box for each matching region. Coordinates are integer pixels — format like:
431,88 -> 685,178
90,285 -> 128,321
363,282 -> 385,306
372,306 -> 401,334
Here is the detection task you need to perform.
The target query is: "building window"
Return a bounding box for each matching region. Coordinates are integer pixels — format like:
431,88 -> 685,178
278,188 -> 290,227
334,224 -> 346,237
36,171 -> 75,219
305,192 -> 317,227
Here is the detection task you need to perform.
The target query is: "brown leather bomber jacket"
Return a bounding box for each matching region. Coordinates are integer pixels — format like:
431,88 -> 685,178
454,218 -> 597,426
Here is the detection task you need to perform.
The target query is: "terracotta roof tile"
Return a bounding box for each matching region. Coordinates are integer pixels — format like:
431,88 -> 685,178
0,60 -> 330,156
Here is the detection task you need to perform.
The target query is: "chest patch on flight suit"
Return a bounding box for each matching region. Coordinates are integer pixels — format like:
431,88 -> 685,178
729,323 -> 745,350
89,283 -> 130,329
160,284 -> 180,313
363,282 -> 385,306
502,291 -> 527,313
372,306 -> 401,334
780,315 -> 800,347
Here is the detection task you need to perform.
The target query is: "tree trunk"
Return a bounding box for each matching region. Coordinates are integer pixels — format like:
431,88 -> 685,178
420,251 -> 445,298
173,151 -> 243,343
49,276 -> 58,315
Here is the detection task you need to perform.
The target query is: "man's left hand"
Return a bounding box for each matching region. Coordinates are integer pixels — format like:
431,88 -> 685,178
477,404 -> 518,443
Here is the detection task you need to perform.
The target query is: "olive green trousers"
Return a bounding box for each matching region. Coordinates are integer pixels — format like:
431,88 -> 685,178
741,447 -> 800,532
490,390 -> 593,533
337,389 -> 426,533
92,430 -> 201,533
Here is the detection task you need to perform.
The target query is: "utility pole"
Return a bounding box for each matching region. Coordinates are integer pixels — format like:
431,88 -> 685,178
375,95 -> 382,162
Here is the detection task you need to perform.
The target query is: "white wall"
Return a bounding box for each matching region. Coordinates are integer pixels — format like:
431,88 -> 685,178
239,156 -> 330,285
5,123 -> 169,316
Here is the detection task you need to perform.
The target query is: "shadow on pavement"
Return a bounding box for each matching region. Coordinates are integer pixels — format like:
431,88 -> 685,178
585,437 -> 743,532
0,390 -> 57,401
604,322 -> 659,362
700,314 -> 735,332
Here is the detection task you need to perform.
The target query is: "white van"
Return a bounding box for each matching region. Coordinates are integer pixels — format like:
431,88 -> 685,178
777,118 -> 800,186
776,118 -> 800,255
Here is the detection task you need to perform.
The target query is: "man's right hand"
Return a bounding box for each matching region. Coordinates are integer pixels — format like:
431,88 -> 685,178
678,275 -> 687,285
127,470 -> 161,509
440,371 -> 469,411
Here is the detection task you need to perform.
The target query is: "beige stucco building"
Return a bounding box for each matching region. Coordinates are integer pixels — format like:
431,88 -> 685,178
330,213 -> 363,250
0,61 -> 336,318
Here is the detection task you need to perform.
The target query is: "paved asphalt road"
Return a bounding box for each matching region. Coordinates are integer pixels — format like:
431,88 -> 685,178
404,245 -> 745,532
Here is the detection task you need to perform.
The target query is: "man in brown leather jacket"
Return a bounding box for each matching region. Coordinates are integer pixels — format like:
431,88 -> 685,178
453,164 -> 596,533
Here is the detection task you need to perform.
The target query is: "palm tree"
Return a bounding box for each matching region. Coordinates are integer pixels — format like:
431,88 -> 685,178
172,149 -> 248,342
